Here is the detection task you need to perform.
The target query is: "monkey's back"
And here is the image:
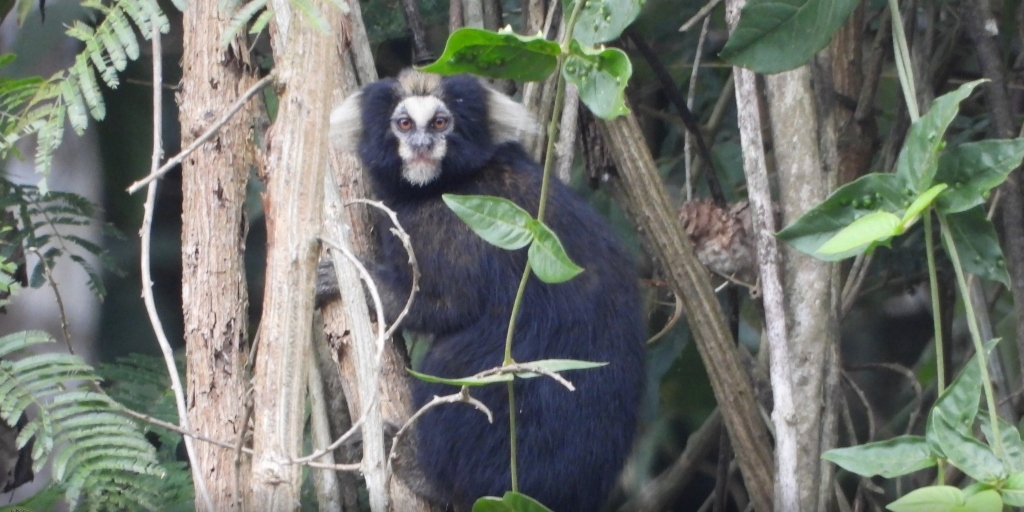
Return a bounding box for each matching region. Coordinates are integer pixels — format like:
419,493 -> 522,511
380,143 -> 645,512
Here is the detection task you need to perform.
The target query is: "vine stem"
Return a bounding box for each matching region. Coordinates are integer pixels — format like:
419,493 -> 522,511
938,213 -> 1003,459
887,0 -> 919,121
924,211 -> 945,394
501,0 -> 589,492
924,210 -> 947,484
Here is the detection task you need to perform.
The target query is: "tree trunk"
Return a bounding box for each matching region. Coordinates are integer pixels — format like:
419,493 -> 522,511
249,2 -> 339,507
178,5 -> 261,510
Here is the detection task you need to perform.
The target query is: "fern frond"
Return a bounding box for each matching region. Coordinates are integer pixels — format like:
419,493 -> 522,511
223,0 -> 268,47
67,22 -> 119,89
0,331 -> 165,510
0,178 -> 122,299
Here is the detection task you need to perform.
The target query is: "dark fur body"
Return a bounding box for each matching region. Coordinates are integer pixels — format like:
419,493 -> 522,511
351,74 -> 645,512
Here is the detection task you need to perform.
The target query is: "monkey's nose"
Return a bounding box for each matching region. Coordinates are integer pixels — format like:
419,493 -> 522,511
409,133 -> 434,150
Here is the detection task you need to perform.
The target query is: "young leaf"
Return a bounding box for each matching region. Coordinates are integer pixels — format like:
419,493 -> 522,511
420,27 -> 561,82
964,489 -> 1002,512
934,139 -> 1024,214
943,208 -> 1010,287
1002,472 -> 1024,506
563,41 -> 631,119
814,210 -> 900,257
886,485 -> 965,512
822,435 -> 935,478
900,183 -> 946,226
564,0 -> 641,47
443,194 -> 536,250
894,79 -> 987,194
719,0 -> 859,74
527,221 -> 583,283
776,172 -> 908,260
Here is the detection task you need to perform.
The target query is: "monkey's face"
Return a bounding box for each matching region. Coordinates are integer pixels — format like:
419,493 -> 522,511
391,96 -> 454,186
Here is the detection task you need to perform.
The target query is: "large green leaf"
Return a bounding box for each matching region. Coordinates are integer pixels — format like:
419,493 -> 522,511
943,208 -> 1010,287
420,27 -> 561,82
719,0 -> 859,74
564,0 -> 641,47
442,194 -> 536,250
895,80 -> 987,194
930,409 -> 1004,483
822,435 -> 935,478
473,491 -> 555,512
527,221 -> 584,283
934,139 -> 1024,214
563,41 -> 631,119
776,172 -> 908,260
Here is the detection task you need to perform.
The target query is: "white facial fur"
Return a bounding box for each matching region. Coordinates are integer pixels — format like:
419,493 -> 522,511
392,96 -> 451,186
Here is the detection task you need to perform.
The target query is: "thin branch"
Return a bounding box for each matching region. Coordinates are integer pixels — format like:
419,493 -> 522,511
346,198 -> 419,340
142,24 -> 214,510
684,16 -> 711,202
118,406 -> 254,454
386,389 -> 493,479
127,74 -> 274,195
679,0 -> 723,32
625,26 -> 725,205
26,247 -> 73,354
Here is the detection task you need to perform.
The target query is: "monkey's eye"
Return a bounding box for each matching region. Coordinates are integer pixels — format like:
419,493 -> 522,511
431,116 -> 449,131
395,117 -> 414,131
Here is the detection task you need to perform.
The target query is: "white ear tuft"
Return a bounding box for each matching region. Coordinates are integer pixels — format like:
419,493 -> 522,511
329,91 -> 363,150
486,89 -> 539,144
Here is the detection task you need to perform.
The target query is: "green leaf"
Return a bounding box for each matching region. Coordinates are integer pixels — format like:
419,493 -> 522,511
776,172 -> 908,260
443,194 -> 536,250
517,359 -> 607,374
901,183 -> 947,226
420,27 -> 561,82
886,485 -> 965,512
473,497 -> 513,512
528,221 -> 583,283
563,41 -> 631,119
895,79 -> 987,194
719,0 -> 859,74
473,492 -> 555,512
408,359 -> 605,387
930,340 -> 996,427
408,368 -> 513,387
963,489 -> 1002,512
943,208 -> 1010,287
1001,472 -> 1024,506
564,0 -> 641,47
935,139 -> 1024,214
931,408 -> 1004,483
815,210 -> 901,256
822,435 -> 935,478
980,416 -> 1024,472
499,492 -> 555,512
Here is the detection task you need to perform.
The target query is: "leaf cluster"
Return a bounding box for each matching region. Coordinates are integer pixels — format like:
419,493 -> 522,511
0,0 -> 177,181
420,0 -> 639,119
0,331 -> 166,510
0,178 -> 123,298
776,80 -> 1017,286
825,341 -> 1024,511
